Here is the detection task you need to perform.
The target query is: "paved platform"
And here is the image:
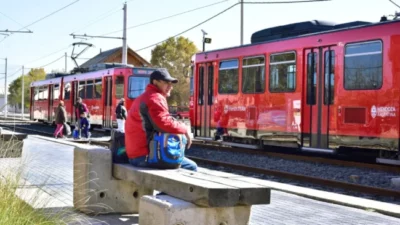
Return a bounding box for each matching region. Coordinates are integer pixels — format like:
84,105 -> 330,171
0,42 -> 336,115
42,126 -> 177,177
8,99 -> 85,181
0,136 -> 399,224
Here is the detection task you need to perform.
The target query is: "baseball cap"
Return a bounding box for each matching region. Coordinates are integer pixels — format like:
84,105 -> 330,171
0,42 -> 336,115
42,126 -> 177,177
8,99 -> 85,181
150,69 -> 178,84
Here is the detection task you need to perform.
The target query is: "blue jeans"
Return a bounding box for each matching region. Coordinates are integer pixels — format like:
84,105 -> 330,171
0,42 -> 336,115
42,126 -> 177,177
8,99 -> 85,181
129,156 -> 198,172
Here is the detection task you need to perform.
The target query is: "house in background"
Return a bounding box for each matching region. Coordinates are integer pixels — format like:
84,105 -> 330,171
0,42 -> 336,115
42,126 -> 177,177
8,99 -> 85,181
79,46 -> 152,70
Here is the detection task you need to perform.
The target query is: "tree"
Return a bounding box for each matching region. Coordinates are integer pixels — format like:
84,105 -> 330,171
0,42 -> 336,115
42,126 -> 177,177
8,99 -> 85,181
8,68 -> 46,109
150,36 -> 198,106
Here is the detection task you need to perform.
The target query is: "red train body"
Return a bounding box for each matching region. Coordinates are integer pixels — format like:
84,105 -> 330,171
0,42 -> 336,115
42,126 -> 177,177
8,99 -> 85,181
190,19 -> 400,162
30,66 -> 155,128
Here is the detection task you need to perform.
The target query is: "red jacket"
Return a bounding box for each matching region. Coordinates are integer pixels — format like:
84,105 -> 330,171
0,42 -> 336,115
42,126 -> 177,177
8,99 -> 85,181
125,84 -> 188,159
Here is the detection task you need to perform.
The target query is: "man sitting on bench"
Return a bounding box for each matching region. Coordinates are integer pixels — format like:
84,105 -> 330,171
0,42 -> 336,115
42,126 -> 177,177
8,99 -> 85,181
125,69 -> 197,171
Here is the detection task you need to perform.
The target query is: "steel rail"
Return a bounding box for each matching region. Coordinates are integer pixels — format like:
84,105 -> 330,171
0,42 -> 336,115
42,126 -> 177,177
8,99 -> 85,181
188,156 -> 400,198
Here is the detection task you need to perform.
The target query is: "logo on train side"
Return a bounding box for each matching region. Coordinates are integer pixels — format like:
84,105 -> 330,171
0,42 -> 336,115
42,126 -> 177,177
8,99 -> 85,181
371,105 -> 377,118
371,105 -> 396,118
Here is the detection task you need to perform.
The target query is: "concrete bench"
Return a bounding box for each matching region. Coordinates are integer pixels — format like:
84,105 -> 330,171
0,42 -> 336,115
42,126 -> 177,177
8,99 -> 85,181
74,145 -> 271,225
0,127 -> 27,157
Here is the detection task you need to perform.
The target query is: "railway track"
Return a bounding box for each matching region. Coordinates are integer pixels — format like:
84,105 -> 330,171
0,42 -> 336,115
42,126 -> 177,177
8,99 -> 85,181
188,156 -> 400,198
0,122 -> 54,136
191,141 -> 400,174
2,123 -> 399,200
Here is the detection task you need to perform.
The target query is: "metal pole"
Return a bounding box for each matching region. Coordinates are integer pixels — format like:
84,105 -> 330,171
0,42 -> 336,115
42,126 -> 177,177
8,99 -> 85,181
122,2 -> 128,65
21,66 -> 24,119
202,33 -> 205,52
240,0 -> 244,45
4,58 -> 7,118
65,52 -> 67,73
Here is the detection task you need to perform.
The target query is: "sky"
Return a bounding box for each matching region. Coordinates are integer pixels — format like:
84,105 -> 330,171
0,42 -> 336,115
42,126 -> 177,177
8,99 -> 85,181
0,0 -> 398,94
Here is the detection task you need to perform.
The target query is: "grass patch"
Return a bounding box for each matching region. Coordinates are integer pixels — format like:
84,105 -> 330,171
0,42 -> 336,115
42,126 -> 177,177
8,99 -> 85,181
0,173 -> 61,225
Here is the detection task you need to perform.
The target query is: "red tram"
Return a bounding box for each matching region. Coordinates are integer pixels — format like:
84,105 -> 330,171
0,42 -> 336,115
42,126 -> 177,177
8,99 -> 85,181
30,66 -> 155,128
190,19 -> 400,164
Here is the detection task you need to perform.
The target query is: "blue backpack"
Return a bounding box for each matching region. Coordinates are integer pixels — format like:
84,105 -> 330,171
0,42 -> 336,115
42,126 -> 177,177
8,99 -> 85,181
147,133 -> 186,169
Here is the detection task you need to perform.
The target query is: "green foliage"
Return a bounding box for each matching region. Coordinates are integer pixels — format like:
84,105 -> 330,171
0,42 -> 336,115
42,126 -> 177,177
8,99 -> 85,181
0,171 -> 59,224
150,36 -> 198,106
8,68 -> 46,108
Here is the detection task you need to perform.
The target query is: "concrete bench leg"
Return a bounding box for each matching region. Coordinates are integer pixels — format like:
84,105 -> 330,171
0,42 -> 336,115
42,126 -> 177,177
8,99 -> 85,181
73,146 -> 153,214
139,195 -> 252,225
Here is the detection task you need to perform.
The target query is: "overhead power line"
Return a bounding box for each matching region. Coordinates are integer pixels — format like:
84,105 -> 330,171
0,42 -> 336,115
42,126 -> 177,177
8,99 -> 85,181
20,0 -> 81,31
71,0 -> 136,34
0,0 -> 81,43
101,0 -> 232,36
24,45 -> 71,66
0,11 -> 29,31
3,53 -> 65,80
244,0 -> 330,3
135,0 -> 331,52
135,2 -> 238,52
70,8 -> 122,34
39,55 -> 65,68
389,0 -> 400,8
4,68 -> 21,79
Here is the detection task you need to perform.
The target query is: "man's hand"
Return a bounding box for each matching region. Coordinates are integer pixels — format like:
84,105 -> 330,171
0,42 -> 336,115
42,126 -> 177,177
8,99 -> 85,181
185,131 -> 192,149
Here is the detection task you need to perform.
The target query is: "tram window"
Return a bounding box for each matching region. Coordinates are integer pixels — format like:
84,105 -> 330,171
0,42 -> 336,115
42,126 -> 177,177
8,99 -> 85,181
39,86 -> 48,100
306,52 -> 317,105
44,86 -> 49,100
218,59 -> 239,94
242,56 -> 265,93
115,76 -> 124,99
128,76 -> 149,99
207,65 -> 214,105
324,50 -> 335,105
64,82 -> 71,100
190,66 -> 194,96
94,79 -> 102,99
38,87 -> 42,100
54,84 -> 60,100
269,52 -> 296,92
86,80 -> 94,99
344,40 -> 382,90
198,67 -> 204,105
79,81 -> 86,99
33,87 -> 39,101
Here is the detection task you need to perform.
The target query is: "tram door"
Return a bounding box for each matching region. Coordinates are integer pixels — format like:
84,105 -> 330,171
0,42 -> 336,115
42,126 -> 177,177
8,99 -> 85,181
72,81 -> 79,124
302,46 -> 336,150
197,63 -> 214,138
48,85 -> 54,122
103,76 -> 113,128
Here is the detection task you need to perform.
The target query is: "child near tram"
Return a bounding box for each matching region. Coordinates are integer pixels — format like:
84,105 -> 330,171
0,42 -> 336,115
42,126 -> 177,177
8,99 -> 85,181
80,112 -> 91,139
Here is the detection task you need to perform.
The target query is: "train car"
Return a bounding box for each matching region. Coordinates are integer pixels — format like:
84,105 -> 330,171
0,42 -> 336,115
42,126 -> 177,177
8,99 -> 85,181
30,66 -> 155,129
191,19 -> 400,164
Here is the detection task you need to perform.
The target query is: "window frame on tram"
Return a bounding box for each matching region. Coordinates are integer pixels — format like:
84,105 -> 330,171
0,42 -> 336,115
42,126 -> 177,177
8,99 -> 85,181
218,59 -> 239,95
269,51 -> 297,93
128,76 -> 150,99
343,40 -> 383,90
242,55 -> 266,94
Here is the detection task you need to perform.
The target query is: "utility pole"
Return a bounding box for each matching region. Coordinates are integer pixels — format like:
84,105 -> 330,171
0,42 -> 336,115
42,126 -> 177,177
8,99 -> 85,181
4,58 -> 7,118
202,30 -> 207,52
122,2 -> 128,65
21,66 -> 24,119
201,29 -> 211,52
0,58 -> 7,117
65,52 -> 67,73
71,2 -> 127,64
0,30 -> 31,118
240,0 -> 244,45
